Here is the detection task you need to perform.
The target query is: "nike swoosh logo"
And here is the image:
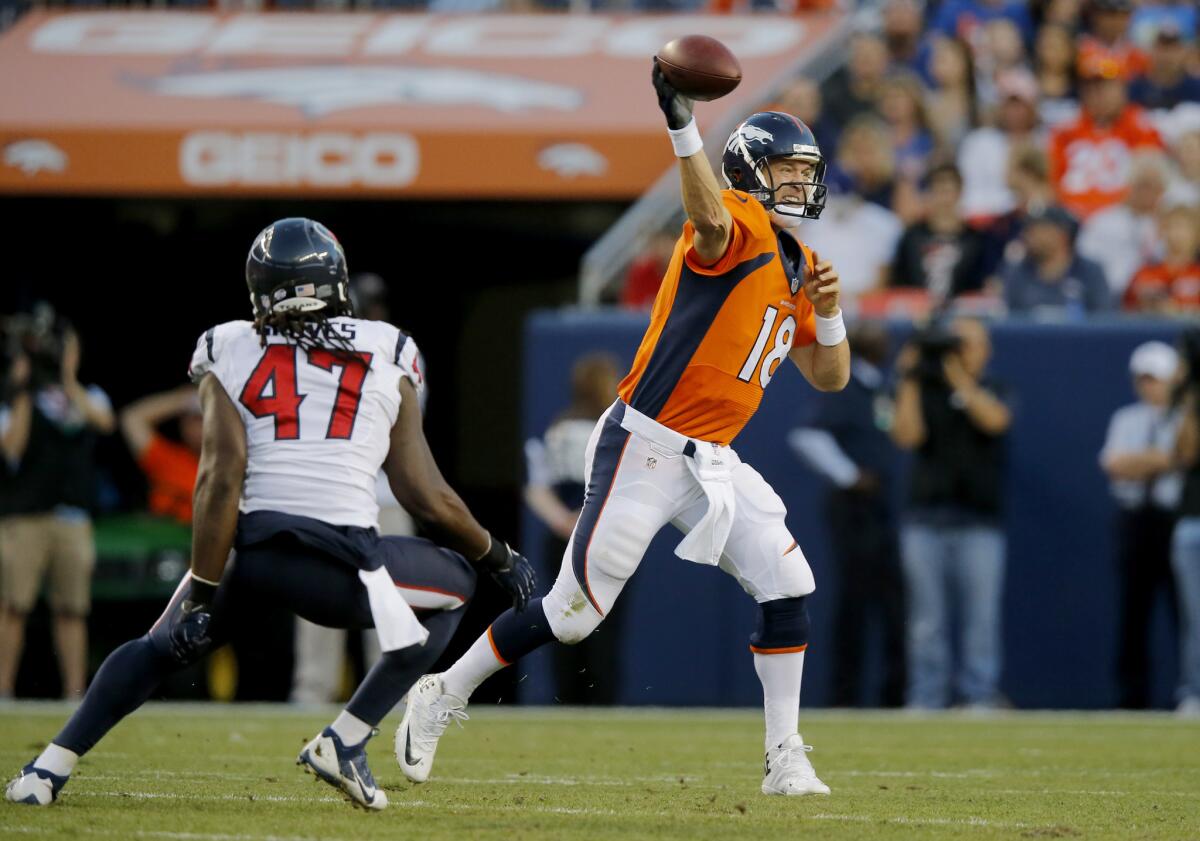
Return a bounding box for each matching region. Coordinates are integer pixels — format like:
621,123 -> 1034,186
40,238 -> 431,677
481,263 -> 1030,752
732,193 -> 748,204
405,729 -> 423,767
349,765 -> 377,803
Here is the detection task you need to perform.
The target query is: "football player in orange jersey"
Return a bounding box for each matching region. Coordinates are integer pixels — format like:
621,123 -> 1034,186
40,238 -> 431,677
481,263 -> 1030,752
396,64 -> 850,797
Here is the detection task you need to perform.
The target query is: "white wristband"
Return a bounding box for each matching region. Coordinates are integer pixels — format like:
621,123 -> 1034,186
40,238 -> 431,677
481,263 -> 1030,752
667,118 -> 703,158
814,310 -> 846,347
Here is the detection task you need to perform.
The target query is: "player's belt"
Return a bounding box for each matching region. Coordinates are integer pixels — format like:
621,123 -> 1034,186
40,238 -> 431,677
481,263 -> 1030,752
616,400 -> 736,566
615,401 -> 697,458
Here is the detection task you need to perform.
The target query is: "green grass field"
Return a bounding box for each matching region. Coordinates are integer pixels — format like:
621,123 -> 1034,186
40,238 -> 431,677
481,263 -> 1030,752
1,704 -> 1198,841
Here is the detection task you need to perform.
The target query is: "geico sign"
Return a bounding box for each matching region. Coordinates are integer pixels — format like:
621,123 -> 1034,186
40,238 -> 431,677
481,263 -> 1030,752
32,13 -> 803,59
180,132 -> 419,188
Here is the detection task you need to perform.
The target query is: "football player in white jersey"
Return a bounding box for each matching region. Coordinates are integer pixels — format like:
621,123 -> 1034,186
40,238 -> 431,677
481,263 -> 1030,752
5,218 -> 535,811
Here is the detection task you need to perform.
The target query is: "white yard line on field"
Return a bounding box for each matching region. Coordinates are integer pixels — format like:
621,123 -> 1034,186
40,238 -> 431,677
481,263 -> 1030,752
809,813 -> 1033,830
982,787 -> 1195,798
70,790 -> 347,803
1,827 -> 361,841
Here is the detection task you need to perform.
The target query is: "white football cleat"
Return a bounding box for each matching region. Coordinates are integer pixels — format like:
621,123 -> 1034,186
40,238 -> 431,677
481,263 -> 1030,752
5,763 -> 68,806
395,674 -> 468,783
297,727 -> 388,811
761,734 -> 831,796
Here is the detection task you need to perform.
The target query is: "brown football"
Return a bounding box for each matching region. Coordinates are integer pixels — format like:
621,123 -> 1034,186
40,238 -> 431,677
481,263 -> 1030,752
656,35 -> 742,102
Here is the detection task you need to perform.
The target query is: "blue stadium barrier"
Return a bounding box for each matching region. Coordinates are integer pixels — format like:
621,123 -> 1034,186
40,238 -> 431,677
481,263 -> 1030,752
517,310 -> 1183,709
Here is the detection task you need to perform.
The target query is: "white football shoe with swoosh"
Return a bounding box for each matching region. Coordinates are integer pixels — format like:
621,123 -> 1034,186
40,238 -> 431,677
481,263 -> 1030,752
297,727 -> 387,811
396,674 -> 468,783
761,734 -> 831,796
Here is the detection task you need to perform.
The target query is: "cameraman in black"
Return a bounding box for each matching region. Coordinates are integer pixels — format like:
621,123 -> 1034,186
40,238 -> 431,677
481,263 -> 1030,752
1172,329 -> 1200,718
0,307 -> 113,699
891,317 -> 1012,709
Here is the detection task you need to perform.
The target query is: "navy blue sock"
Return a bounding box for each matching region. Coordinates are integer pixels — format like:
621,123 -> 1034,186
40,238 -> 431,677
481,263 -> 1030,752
346,607 -> 464,726
55,636 -> 180,756
487,598 -> 557,664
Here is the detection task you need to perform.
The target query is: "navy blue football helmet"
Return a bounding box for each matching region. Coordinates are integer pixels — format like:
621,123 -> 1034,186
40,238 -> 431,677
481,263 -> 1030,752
722,111 -> 827,221
246,218 -> 352,320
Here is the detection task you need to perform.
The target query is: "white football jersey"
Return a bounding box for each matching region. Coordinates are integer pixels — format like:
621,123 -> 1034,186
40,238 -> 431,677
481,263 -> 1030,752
189,317 -> 424,529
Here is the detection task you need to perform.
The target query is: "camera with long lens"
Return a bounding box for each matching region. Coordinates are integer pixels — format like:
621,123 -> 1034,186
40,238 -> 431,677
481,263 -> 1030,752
3,303 -> 69,392
911,321 -> 962,383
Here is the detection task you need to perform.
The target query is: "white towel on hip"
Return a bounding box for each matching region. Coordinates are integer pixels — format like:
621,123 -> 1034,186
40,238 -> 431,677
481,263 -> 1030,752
358,566 -> 429,651
674,443 -> 737,566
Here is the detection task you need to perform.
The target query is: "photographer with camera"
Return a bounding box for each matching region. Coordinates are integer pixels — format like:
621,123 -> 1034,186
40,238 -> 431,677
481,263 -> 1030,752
891,317 -> 1012,709
1171,328 -> 1200,717
0,307 -> 113,699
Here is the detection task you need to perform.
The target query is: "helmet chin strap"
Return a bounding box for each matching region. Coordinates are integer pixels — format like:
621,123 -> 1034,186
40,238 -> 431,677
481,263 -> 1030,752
769,208 -> 805,230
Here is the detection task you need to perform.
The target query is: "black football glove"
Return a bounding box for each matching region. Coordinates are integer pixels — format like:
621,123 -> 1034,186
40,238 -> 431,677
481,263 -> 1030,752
478,535 -> 537,613
652,59 -> 695,131
168,577 -> 217,665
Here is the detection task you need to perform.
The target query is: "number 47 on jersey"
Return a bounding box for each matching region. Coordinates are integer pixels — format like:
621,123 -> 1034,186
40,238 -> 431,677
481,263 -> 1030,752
239,345 -> 373,441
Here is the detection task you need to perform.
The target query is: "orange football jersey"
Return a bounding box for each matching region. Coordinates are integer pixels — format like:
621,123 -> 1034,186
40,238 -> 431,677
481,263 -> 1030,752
617,191 -> 817,446
1124,262 -> 1200,312
1049,105 -> 1163,219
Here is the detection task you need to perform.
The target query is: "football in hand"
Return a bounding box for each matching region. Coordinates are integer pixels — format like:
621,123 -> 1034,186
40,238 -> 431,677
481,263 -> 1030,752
655,35 -> 742,102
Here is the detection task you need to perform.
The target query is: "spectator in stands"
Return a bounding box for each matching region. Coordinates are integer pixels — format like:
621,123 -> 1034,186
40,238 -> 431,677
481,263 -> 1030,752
1077,151 -> 1170,299
525,354 -> 623,704
892,317 -> 1013,710
119,386 -> 201,526
926,37 -> 981,153
959,68 -> 1043,220
1129,23 -> 1200,112
620,230 -> 676,310
834,114 -> 922,223
1040,0 -> 1086,29
1100,340 -> 1182,709
1049,52 -> 1164,219
890,164 -> 991,305
770,77 -> 837,159
878,72 -> 937,183
882,0 -> 927,73
1034,24 -> 1082,128
1003,204 -> 1106,312
822,32 -> 890,133
1124,204 -> 1200,313
1006,143 -> 1058,217
1172,349 -> 1200,718
976,19 -> 1030,107
979,143 -> 1057,270
1164,125 -> 1200,207
799,175 -> 903,314
1003,205 -> 1111,316
1130,0 -> 1197,46
1078,0 -> 1150,80
0,310 -> 113,700
789,322 -> 905,708
932,0 -> 1035,48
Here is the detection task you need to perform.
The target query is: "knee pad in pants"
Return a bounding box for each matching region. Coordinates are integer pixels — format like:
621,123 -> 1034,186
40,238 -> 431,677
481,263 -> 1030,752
542,580 -> 603,645
749,596 -> 811,654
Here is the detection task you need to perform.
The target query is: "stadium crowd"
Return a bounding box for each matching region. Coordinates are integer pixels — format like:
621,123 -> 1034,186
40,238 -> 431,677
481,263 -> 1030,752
622,0 -> 1200,320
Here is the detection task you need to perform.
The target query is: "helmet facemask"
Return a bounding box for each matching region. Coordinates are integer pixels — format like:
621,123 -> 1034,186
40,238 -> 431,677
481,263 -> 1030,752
755,155 -> 828,224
